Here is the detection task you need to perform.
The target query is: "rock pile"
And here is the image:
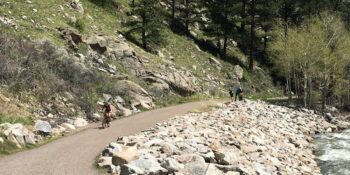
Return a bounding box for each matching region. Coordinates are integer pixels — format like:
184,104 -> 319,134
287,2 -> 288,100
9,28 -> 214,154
98,100 -> 338,175
0,117 -> 88,148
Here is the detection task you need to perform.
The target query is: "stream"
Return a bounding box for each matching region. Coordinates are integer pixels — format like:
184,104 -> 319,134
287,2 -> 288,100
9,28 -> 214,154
315,129 -> 350,175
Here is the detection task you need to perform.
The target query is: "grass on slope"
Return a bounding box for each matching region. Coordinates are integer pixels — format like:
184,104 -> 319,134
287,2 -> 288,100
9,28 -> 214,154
0,0 -> 282,103
0,0 -> 129,43
0,114 -> 33,125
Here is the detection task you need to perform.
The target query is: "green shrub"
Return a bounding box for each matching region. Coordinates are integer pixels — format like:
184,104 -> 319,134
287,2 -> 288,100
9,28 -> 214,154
67,18 -> 86,32
76,43 -> 89,55
242,68 -> 250,81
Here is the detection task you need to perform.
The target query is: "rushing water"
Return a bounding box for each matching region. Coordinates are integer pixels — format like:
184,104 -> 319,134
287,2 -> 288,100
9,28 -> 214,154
315,129 -> 350,175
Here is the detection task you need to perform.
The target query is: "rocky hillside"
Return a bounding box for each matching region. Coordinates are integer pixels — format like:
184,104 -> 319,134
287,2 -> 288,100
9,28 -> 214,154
0,1 -> 277,121
96,100 -> 350,175
0,0 -> 278,154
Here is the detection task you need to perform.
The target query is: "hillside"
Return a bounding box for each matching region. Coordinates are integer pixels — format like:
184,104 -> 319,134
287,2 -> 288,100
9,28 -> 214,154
0,0 -> 280,153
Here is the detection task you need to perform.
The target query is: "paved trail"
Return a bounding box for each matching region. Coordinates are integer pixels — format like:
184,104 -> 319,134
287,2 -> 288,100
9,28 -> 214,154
0,101 -> 217,175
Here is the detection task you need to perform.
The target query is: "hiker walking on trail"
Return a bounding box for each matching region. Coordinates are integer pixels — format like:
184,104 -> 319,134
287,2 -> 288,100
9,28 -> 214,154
229,87 -> 235,102
101,102 -> 112,128
235,87 -> 244,101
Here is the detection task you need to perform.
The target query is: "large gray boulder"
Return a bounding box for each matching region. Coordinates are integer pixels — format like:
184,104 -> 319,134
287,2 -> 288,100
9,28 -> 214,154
141,69 -> 199,97
183,155 -> 207,175
129,154 -> 168,174
214,149 -> 241,165
112,150 -> 139,166
3,124 -> 37,147
34,120 -> 52,134
161,158 -> 184,173
114,80 -> 154,109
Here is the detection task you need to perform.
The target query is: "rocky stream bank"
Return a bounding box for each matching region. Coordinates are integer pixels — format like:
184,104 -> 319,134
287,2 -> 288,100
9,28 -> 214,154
97,100 -> 350,175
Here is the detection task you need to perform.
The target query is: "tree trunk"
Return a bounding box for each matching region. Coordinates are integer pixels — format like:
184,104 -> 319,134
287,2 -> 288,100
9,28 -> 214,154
284,0 -> 290,104
293,70 -> 298,97
240,0 -> 246,32
348,9 -> 350,26
222,0 -> 228,58
263,29 -> 267,55
223,33 -> 228,58
249,0 -> 255,70
308,77 -> 312,109
131,0 -> 135,14
185,0 -> 190,32
288,71 -> 292,104
322,74 -> 327,115
141,3 -> 147,50
217,36 -> 221,54
303,73 -> 307,108
172,0 -> 176,19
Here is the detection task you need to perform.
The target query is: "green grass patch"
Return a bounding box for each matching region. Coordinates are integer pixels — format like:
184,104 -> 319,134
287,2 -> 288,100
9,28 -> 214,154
155,94 -> 218,108
0,114 -> 33,125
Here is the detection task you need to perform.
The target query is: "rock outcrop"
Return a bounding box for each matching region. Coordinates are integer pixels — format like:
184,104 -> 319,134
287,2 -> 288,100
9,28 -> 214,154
141,69 -> 199,97
98,100 -> 339,175
114,80 -> 154,109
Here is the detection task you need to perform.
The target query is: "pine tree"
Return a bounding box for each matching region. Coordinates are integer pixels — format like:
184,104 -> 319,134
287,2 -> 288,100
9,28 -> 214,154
203,0 -> 238,58
177,0 -> 202,34
128,0 -> 166,51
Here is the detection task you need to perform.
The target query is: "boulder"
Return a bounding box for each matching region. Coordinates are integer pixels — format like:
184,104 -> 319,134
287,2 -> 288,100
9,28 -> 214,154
102,143 -> 123,156
141,69 -> 198,97
51,126 -> 66,136
98,156 -> 112,168
91,113 -> 102,121
59,28 -> 83,46
325,113 -> 333,122
34,120 -> 52,134
205,164 -> 225,175
115,96 -> 125,104
214,149 -> 240,165
120,164 -> 143,175
70,0 -> 84,13
161,142 -> 179,155
115,80 -> 154,109
73,118 -> 88,128
129,155 -> 168,174
7,124 -> 36,146
123,50 -> 134,57
112,150 -> 139,166
62,123 -> 76,131
233,65 -> 244,80
161,158 -> 184,172
183,155 -> 207,175
148,82 -> 171,98
0,123 -> 12,135
25,133 -> 37,145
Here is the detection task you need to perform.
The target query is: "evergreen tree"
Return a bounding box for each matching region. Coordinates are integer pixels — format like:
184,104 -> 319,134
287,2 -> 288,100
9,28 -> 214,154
177,0 -> 202,34
127,0 -> 166,51
258,0 -> 280,58
203,0 -> 238,58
